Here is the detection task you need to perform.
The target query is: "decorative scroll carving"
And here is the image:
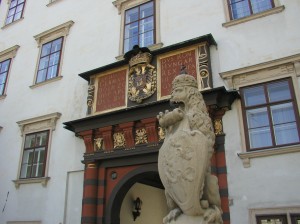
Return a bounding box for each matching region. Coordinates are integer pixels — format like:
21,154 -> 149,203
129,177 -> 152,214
128,51 -> 157,103
113,132 -> 126,148
87,78 -> 95,115
198,44 -> 212,90
135,128 -> 148,145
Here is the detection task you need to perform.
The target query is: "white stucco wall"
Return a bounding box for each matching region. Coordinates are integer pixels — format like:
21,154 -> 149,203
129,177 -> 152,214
0,0 -> 299,223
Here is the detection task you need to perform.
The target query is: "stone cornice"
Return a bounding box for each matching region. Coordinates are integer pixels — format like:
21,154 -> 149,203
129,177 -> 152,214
0,45 -> 20,62
34,20 -> 74,47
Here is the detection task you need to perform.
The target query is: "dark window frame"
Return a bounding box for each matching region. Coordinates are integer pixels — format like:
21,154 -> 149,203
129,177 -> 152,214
0,59 -> 11,96
35,37 -> 64,84
20,130 -> 50,179
5,0 -> 26,25
123,0 -> 156,53
291,214 -> 300,224
227,0 -> 275,20
240,78 -> 300,151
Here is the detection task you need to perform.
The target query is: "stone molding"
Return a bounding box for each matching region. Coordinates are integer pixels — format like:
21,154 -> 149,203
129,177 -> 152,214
46,0 -> 62,7
0,45 -> 20,62
219,53 -> 300,90
29,76 -> 63,89
222,6 -> 285,28
238,144 -> 300,168
34,20 -> 74,47
12,177 -> 50,189
17,112 -> 61,136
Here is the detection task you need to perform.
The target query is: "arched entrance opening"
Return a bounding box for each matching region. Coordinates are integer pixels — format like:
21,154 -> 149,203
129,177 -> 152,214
106,164 -> 168,224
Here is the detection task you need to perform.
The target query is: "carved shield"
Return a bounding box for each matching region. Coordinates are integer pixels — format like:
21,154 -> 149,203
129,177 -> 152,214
158,130 -> 209,216
128,64 -> 157,103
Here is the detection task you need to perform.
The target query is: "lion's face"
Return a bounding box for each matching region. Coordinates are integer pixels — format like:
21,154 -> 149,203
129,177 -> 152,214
170,86 -> 188,109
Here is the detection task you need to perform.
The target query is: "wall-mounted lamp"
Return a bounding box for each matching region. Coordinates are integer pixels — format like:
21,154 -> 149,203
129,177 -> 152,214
132,197 -> 142,221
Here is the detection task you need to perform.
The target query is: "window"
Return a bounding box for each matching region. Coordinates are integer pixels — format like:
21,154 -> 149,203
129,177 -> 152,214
36,37 -> 63,83
0,59 -> 11,95
14,112 -> 61,188
32,20 -> 74,87
256,215 -> 288,224
20,131 -> 49,179
5,0 -> 26,25
241,79 -> 300,151
123,1 -> 155,53
291,214 -> 300,224
227,0 -> 274,20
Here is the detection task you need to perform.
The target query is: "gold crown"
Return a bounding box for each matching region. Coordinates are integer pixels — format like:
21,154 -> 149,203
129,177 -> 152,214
129,52 -> 152,67
172,74 -> 198,90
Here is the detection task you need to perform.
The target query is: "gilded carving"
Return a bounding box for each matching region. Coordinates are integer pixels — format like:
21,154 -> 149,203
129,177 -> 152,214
135,128 -> 148,145
158,127 -> 165,141
113,132 -> 126,148
214,119 -> 223,135
128,51 -> 157,103
94,138 -> 104,151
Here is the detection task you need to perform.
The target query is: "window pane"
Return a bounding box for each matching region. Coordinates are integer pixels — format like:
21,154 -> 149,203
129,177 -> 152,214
125,22 -> 138,39
7,8 -> 16,17
249,127 -> 272,149
139,17 -> 154,34
41,43 -> 52,57
125,7 -> 139,24
1,60 -> 11,73
139,30 -> 154,47
20,163 -> 31,178
140,1 -> 153,19
36,69 -> 47,83
46,65 -> 58,79
49,52 -> 60,66
257,215 -> 288,224
271,103 -> 296,125
243,86 -> 266,107
124,36 -> 139,53
230,0 -> 251,19
38,56 -> 49,70
246,107 -> 269,129
35,132 -> 48,147
274,123 -> 299,145
15,4 -> 23,13
5,16 -> 13,25
0,73 -> 7,85
51,38 -> 62,53
14,11 -> 22,20
18,0 -> 25,3
251,0 -> 273,14
267,80 -> 291,102
0,84 -> 4,95
21,149 -> 34,164
25,134 -> 36,148
10,0 -> 17,9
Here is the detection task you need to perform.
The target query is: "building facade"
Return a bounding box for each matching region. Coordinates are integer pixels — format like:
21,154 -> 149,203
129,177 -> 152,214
0,0 -> 299,224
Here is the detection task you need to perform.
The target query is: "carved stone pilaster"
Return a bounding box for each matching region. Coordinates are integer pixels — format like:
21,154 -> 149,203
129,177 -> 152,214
99,126 -> 114,151
119,122 -> 135,148
79,130 -> 94,153
141,117 -> 158,144
198,44 -> 212,90
87,77 -> 95,115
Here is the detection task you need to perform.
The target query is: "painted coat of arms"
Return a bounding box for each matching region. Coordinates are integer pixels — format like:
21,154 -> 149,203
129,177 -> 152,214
128,50 -> 157,103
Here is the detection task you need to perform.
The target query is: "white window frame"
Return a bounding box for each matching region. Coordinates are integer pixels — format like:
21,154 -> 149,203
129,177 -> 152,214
219,54 -> 300,167
31,20 -> 74,88
113,0 -> 163,60
13,112 -> 61,188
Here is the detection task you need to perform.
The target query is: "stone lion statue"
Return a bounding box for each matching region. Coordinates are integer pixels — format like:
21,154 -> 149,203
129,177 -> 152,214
157,74 -> 223,224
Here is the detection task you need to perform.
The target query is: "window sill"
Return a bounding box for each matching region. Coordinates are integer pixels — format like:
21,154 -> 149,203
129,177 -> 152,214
115,42 -> 164,61
46,0 -> 62,7
222,6 -> 285,28
30,76 -> 63,89
0,94 -> 7,100
1,17 -> 24,30
12,177 -> 50,188
238,144 -> 300,168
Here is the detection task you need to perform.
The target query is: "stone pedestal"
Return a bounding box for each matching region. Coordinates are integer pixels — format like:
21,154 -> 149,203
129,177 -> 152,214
168,214 -> 215,224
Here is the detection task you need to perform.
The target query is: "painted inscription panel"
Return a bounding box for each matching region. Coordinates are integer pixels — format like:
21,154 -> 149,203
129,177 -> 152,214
160,49 -> 197,97
96,69 -> 127,112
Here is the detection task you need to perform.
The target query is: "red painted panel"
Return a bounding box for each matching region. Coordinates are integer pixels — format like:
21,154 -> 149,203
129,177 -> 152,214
96,69 -> 127,112
160,49 -> 197,97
